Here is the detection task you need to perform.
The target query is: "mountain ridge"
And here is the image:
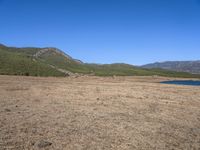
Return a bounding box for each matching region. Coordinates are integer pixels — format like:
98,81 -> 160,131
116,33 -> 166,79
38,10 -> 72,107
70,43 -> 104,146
0,43 -> 200,78
142,61 -> 200,74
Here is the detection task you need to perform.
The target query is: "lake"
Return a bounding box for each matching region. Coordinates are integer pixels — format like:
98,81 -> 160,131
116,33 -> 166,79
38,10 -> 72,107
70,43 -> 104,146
161,80 -> 200,86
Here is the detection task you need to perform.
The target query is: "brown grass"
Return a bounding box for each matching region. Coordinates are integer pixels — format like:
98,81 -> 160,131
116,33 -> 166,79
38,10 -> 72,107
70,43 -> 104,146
0,75 -> 200,150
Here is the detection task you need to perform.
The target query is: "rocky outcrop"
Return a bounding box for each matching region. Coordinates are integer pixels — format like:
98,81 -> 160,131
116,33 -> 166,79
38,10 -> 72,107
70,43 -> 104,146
48,64 -> 74,76
33,48 -> 72,59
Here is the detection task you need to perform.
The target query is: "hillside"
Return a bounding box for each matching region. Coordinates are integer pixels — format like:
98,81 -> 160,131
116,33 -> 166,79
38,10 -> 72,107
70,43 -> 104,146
142,61 -> 200,74
0,44 -> 200,78
0,45 -> 65,76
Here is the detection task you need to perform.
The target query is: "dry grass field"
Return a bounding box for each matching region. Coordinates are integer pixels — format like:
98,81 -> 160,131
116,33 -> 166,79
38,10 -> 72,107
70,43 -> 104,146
0,75 -> 200,150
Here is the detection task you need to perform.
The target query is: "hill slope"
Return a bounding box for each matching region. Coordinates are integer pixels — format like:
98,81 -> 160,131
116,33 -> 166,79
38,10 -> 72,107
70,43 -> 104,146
0,45 -> 65,76
142,61 -> 200,74
0,44 -> 200,78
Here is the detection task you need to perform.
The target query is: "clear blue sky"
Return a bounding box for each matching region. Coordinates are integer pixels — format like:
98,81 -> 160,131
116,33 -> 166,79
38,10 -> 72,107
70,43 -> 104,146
0,0 -> 200,65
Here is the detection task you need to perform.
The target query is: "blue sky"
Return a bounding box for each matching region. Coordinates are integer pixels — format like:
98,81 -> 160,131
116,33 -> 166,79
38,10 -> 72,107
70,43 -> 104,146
0,0 -> 200,65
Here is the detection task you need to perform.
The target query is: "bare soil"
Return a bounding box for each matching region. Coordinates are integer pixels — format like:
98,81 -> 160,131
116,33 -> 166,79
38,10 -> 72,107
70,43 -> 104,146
0,75 -> 200,150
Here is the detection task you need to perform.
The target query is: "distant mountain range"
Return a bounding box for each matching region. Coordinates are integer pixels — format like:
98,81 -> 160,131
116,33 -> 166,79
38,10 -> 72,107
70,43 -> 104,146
142,61 -> 200,74
0,43 -> 199,78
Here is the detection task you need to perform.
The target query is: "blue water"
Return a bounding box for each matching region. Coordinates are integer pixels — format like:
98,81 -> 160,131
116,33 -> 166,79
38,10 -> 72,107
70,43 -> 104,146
161,80 -> 200,86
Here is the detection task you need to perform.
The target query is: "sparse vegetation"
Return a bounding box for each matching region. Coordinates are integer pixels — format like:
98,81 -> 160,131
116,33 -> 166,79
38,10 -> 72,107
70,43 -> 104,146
0,75 -> 199,149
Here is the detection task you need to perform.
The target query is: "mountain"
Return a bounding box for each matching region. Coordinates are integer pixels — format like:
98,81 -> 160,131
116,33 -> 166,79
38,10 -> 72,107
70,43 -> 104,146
142,61 -> 200,74
0,43 -> 200,78
0,44 -> 87,76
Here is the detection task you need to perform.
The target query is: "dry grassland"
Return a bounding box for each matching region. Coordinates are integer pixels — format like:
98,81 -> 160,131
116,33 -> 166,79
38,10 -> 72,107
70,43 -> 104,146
0,75 -> 200,150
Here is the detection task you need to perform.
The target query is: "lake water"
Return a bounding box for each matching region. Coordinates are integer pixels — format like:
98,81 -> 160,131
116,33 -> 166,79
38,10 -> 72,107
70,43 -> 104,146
161,80 -> 200,86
